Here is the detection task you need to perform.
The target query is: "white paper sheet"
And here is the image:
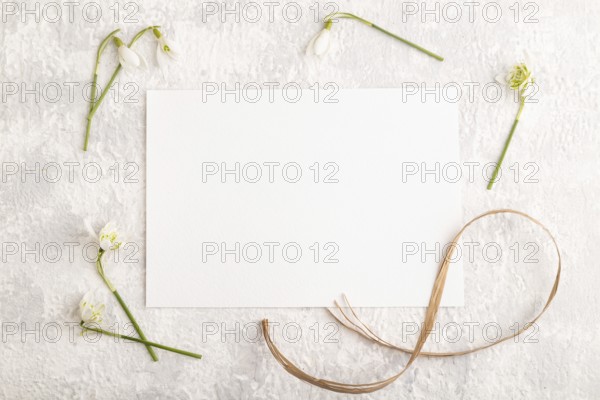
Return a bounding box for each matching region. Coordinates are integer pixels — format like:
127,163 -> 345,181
146,89 -> 463,307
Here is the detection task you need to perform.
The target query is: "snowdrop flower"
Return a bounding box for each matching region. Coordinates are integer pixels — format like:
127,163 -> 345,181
77,290 -> 202,360
496,63 -> 535,97
98,222 -> 123,251
79,291 -> 106,325
113,36 -> 148,73
305,13 -> 443,61
506,63 -> 534,93
153,28 -> 180,67
306,21 -> 333,57
84,26 -> 158,151
487,63 -> 535,190
83,219 -> 158,361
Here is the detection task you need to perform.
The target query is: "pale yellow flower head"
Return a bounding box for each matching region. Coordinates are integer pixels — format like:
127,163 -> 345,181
79,292 -> 106,324
506,63 -> 534,94
98,222 -> 123,251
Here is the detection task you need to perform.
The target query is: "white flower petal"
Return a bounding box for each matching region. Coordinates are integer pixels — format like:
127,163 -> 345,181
120,63 -> 134,75
118,54 -> 127,68
156,36 -> 181,63
312,29 -> 331,56
305,32 -> 318,56
158,37 -> 168,48
118,46 -> 141,68
156,43 -> 167,69
79,291 -> 107,325
98,221 -> 123,251
136,51 -> 148,71
167,48 -> 180,61
99,239 -> 112,251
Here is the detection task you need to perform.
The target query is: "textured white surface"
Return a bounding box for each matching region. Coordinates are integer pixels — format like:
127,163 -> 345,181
0,0 -> 599,398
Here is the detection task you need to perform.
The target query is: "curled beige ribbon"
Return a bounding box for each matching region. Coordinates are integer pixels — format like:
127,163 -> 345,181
262,209 -> 561,394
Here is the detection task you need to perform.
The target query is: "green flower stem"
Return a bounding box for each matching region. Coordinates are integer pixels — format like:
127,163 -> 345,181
487,97 -> 526,190
83,25 -> 160,151
112,289 -> 159,361
96,250 -> 159,362
327,12 -> 443,61
80,322 -> 202,360
88,74 -> 98,113
84,28 -> 120,151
